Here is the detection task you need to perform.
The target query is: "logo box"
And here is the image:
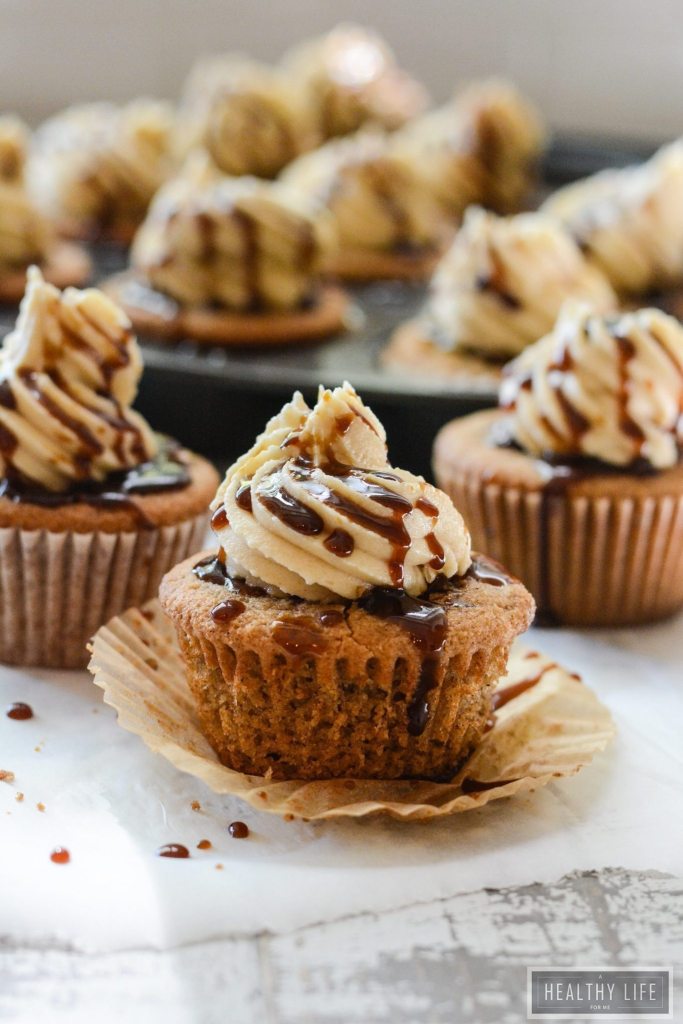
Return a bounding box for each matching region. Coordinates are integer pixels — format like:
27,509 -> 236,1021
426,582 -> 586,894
528,967 -> 672,1019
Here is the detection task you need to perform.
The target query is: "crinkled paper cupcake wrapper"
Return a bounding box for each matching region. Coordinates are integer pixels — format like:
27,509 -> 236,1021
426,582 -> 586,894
88,600 -> 614,821
434,463 -> 683,626
0,515 -> 206,669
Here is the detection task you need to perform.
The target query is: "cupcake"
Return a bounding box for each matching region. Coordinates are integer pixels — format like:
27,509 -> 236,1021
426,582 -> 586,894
394,79 -> 545,219
433,301 -> 683,626
384,207 -> 617,383
282,24 -> 429,140
28,100 -> 175,243
105,154 -> 348,345
0,267 -> 218,668
281,130 -> 445,281
176,56 -> 317,179
0,117 -> 91,302
159,382 -> 534,781
542,139 -> 683,298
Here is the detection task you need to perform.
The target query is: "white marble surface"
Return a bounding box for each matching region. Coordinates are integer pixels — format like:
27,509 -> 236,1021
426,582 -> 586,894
1,615 -> 682,954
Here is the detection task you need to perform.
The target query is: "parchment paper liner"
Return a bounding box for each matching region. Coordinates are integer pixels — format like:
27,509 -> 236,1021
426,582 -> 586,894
88,600 -> 614,820
0,515 -> 206,669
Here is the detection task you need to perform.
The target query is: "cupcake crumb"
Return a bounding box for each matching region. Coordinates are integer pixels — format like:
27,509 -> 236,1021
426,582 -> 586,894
215,863 -> 224,871
190,800 -> 201,811
283,813 -> 295,822
15,792 -> 24,803
0,770 -> 15,783
36,802 -> 45,812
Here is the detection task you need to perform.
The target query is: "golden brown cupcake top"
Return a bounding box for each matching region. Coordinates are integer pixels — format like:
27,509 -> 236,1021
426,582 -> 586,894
28,100 -> 175,232
500,302 -> 683,469
281,130 -> 442,253
0,267 -> 157,491
0,116 -> 52,269
425,207 -> 617,357
211,382 -> 472,601
283,23 -> 429,139
177,56 -> 317,179
395,78 -> 544,216
132,154 -> 331,311
542,139 -> 683,295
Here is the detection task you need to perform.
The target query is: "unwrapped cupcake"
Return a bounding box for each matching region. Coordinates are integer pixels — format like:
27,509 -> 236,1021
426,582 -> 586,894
176,56 -> 317,179
384,207 -> 617,381
394,79 -> 545,218
28,100 -> 175,243
0,267 -> 218,668
160,382 -> 535,780
0,117 -> 91,301
281,130 -> 444,281
283,23 -> 429,140
109,154 -> 347,344
542,139 -> 683,297
434,301 -> 683,626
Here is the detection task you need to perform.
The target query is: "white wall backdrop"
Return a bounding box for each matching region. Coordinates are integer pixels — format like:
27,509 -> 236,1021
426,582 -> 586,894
1,0 -> 682,138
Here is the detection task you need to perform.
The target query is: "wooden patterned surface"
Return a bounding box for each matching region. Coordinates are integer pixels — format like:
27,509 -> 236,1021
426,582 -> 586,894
1,868 -> 681,1024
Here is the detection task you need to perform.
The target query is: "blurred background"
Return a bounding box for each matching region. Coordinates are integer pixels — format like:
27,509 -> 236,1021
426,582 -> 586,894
1,0 -> 681,140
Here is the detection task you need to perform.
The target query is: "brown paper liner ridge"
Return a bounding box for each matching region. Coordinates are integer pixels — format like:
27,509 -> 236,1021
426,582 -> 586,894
0,514 -> 206,669
436,464 -> 683,626
88,601 -> 614,821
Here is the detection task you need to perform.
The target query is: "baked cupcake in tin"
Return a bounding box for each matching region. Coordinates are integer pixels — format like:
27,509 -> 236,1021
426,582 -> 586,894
283,24 -> 429,140
384,207 -> 617,384
434,302 -> 683,626
106,154 -> 349,345
0,116 -> 91,301
28,100 -> 175,244
176,56 -> 317,179
394,78 -> 545,219
0,267 -> 218,668
281,130 -> 445,281
160,383 -> 534,781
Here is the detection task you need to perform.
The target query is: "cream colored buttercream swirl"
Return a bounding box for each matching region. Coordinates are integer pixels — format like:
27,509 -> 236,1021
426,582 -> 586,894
211,383 -> 471,600
132,154 -> 331,310
0,266 -> 157,491
177,56 -> 317,178
282,130 -> 441,252
426,207 -> 617,357
283,24 -> 429,139
394,79 -> 544,217
0,116 -> 29,184
542,140 -> 683,295
0,117 -> 52,269
500,302 -> 683,469
28,100 -> 175,232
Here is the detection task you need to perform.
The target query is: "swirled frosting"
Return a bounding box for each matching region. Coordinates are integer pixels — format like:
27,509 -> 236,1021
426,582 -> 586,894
283,24 -> 429,139
0,116 -> 29,183
426,207 -> 617,357
282,130 -> 441,253
394,79 -> 544,217
0,117 -> 52,269
542,140 -> 683,295
500,302 -> 683,469
28,100 -> 175,232
177,56 -> 316,178
132,155 -> 331,310
0,267 -> 158,491
210,383 -> 471,600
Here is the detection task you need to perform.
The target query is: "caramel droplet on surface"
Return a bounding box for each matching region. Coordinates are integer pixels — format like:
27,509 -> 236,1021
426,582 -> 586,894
6,702 -> 33,720
197,839 -> 212,850
157,843 -> 190,859
228,821 -> 249,839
